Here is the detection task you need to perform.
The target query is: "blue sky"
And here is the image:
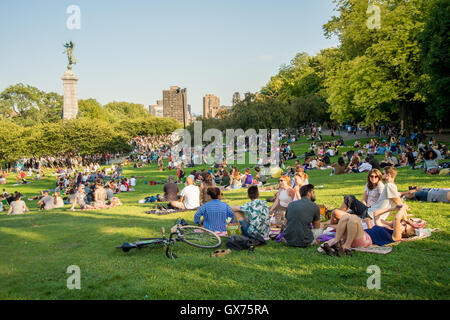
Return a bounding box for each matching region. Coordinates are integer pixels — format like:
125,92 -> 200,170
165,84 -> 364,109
0,0 -> 338,115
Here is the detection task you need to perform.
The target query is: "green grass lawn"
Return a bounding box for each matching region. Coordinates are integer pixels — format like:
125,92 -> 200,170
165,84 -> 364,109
0,137 -> 449,300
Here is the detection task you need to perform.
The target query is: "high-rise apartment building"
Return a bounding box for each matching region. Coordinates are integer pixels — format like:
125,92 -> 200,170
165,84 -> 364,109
163,86 -> 188,126
203,94 -> 220,118
232,92 -> 241,106
149,100 -> 163,117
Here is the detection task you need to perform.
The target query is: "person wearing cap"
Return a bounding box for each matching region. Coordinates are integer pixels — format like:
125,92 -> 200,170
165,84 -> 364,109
7,193 -> 29,215
163,175 -> 179,202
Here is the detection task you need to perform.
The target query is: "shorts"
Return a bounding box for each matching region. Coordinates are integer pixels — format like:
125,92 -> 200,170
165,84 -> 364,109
343,195 -> 369,219
351,232 -> 373,248
414,190 -> 428,202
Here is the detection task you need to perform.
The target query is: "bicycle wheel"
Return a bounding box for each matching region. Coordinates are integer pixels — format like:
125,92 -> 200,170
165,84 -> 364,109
178,226 -> 222,249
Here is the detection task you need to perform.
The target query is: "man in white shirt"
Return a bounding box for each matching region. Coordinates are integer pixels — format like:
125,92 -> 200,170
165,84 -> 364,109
170,177 -> 200,210
129,176 -> 136,187
367,166 -> 404,225
358,160 -> 372,173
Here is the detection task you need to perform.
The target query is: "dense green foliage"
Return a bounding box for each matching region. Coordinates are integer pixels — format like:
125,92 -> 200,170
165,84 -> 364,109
0,85 -> 182,163
191,0 -> 448,132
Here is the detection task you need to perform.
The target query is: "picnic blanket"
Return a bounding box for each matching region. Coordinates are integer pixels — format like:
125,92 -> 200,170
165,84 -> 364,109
317,228 -> 440,255
385,228 -> 440,246
317,244 -> 392,255
145,208 -> 195,215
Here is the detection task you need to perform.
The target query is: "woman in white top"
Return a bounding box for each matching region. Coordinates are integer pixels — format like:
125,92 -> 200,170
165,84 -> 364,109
362,169 -> 385,207
269,176 -> 297,228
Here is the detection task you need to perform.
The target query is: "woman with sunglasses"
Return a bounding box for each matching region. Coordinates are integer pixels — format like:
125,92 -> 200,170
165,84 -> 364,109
269,175 -> 297,228
362,169 -> 384,208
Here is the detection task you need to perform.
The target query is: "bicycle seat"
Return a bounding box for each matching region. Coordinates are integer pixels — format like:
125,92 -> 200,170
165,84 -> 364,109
116,242 -> 137,252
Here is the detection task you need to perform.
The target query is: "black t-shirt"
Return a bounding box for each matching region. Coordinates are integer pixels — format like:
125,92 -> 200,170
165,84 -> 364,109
283,198 -> 320,247
163,183 -> 179,201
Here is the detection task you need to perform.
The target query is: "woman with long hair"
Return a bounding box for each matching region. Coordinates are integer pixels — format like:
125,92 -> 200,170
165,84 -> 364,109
362,169 -> 384,208
229,168 -> 242,190
293,172 -> 308,200
269,175 -> 297,228
200,173 -> 216,205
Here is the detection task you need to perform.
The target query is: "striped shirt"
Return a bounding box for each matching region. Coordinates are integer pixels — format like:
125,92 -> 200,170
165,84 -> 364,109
194,199 -> 235,232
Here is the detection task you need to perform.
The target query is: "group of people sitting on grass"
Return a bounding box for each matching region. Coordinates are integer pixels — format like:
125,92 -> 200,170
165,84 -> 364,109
1,164 -> 130,215
164,164 -> 447,254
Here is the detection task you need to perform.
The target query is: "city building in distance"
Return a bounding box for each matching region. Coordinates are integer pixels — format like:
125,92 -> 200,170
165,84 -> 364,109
203,94 -> 220,119
163,86 -> 190,126
149,100 -> 163,117
232,92 -> 241,106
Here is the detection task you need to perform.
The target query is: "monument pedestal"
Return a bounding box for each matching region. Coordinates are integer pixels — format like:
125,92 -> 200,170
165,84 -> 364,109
62,70 -> 78,119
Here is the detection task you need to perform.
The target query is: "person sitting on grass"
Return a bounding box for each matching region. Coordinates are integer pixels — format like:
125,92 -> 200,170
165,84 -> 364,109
7,193 -> 29,216
93,182 -> 108,209
269,175 -> 297,229
231,186 -> 270,239
38,190 -> 55,211
220,169 -> 231,188
423,149 -> 440,175
330,166 -> 402,227
163,175 -> 179,202
400,187 -> 450,203
169,176 -> 200,210
321,204 -> 415,256
242,168 -> 253,187
330,157 -> 346,176
293,172 -> 308,200
71,184 -> 94,211
282,184 -> 323,247
194,187 -> 234,235
54,192 -> 64,208
200,173 -> 216,205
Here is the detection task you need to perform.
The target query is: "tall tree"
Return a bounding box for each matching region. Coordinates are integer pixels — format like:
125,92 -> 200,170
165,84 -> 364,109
421,0 -> 450,129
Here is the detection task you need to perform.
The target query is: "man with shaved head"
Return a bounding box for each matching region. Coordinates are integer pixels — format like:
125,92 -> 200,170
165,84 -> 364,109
170,176 -> 200,210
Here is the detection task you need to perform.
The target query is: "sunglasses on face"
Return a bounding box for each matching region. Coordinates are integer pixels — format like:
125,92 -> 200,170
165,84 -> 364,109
369,175 -> 379,178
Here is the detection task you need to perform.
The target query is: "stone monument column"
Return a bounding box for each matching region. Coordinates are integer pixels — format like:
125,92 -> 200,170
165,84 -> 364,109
61,69 -> 79,119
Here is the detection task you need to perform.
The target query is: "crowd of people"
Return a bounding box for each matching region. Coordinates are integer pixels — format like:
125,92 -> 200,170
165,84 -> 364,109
1,126 -> 447,257
0,163 -> 131,215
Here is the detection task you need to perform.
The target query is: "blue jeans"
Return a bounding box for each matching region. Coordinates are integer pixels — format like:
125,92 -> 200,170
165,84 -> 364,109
239,219 -> 250,237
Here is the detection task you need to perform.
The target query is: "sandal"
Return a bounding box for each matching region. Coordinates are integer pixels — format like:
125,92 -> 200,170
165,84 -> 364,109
331,242 -> 343,257
321,243 -> 335,256
211,249 -> 232,257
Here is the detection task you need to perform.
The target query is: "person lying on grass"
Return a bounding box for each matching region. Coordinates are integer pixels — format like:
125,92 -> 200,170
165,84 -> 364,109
230,186 -> 270,239
400,187 -> 450,203
321,204 -> 416,256
194,187 -> 234,235
330,166 -> 402,227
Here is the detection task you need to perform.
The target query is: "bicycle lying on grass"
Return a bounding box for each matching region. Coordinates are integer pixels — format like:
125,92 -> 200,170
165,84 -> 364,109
116,219 -> 222,259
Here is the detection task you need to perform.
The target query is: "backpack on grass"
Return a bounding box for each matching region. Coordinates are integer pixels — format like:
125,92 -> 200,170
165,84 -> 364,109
225,234 -> 266,251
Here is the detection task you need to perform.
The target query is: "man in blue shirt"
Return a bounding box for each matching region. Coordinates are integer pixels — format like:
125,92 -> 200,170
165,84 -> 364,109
194,187 -> 234,232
